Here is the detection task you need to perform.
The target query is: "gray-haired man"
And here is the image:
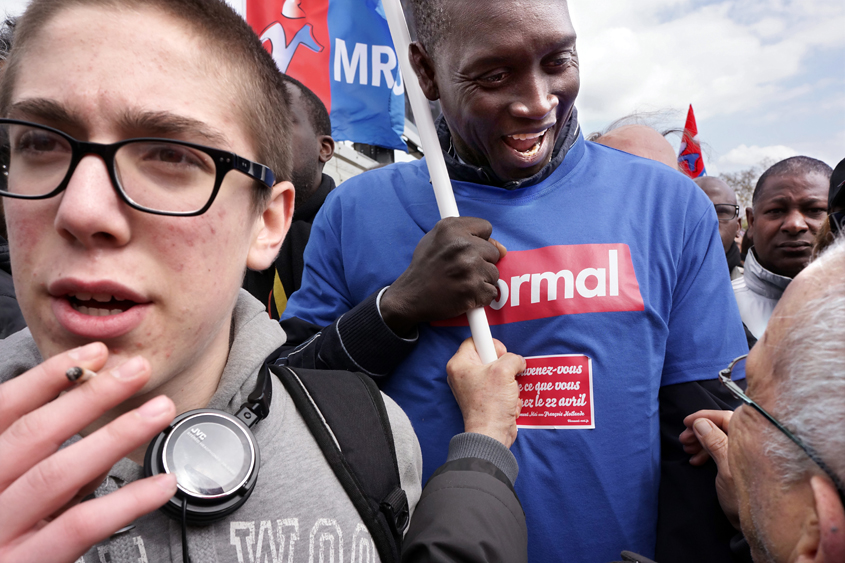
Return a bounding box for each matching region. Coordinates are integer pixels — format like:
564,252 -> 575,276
684,236 -> 845,562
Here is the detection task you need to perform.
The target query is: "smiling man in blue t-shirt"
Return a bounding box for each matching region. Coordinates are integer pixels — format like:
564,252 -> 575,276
281,0 -> 748,560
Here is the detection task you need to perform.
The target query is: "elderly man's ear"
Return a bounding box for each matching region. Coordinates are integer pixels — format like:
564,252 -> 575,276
247,181 -> 295,271
796,476 -> 845,563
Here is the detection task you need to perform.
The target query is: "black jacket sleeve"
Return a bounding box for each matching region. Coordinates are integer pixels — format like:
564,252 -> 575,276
655,378 -> 752,563
278,289 -> 417,378
403,435 -> 527,563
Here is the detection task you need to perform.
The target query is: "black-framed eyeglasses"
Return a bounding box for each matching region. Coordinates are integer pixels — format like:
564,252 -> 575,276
0,118 -> 275,216
720,355 -> 845,504
829,211 -> 844,235
714,203 -> 740,223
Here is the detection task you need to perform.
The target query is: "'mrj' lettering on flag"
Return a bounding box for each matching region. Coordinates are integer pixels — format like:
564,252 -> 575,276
678,104 -> 707,178
244,0 -> 406,150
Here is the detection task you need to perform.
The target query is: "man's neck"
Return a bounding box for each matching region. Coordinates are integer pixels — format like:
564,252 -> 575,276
82,327 -> 231,465
294,170 -> 325,210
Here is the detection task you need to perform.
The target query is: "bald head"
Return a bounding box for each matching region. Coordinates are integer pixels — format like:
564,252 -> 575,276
695,177 -> 740,253
695,177 -> 736,206
594,125 -> 678,170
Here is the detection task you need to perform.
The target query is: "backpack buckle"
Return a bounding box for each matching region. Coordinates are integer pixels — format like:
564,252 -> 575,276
380,488 -> 409,536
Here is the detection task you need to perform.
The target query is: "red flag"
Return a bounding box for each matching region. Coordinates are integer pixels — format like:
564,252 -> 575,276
678,104 -> 706,178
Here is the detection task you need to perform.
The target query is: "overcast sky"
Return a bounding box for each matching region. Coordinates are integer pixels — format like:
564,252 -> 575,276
3,0 -> 842,174
568,0 -> 844,174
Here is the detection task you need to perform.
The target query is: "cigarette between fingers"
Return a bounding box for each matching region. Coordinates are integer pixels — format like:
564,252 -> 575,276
66,366 -> 97,383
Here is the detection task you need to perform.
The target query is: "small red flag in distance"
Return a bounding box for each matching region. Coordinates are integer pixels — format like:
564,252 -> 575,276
678,104 -> 707,178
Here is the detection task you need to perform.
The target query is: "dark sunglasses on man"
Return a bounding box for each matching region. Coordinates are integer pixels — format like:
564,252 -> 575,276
713,203 -> 740,223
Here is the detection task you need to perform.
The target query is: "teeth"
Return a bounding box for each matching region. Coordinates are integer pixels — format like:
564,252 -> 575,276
69,292 -> 126,303
72,304 -> 123,317
508,128 -> 549,141
521,142 -> 542,157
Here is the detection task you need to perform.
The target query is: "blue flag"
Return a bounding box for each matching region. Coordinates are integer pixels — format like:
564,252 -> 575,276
247,0 -> 407,150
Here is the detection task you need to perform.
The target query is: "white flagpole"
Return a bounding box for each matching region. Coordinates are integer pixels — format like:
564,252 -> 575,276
382,0 -> 498,364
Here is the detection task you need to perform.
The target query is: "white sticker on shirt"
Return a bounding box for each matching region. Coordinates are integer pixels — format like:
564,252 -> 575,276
517,354 -> 595,429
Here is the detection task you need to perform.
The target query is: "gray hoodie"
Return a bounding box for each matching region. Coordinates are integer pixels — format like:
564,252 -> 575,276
0,291 -> 423,563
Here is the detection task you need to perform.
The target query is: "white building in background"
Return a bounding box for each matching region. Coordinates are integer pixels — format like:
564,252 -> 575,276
325,119 -> 423,185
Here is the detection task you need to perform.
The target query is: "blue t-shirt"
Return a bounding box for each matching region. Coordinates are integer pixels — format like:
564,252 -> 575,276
285,135 -> 747,562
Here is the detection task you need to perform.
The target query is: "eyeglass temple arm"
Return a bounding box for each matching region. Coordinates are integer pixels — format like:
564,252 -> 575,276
746,400 -> 845,501
720,368 -> 845,503
233,155 -> 275,187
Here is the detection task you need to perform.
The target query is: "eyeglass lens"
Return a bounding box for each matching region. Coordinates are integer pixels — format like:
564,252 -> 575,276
0,122 -> 219,214
714,204 -> 739,222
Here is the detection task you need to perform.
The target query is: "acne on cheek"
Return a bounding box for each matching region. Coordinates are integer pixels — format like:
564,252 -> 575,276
156,219 -> 232,271
5,211 -> 42,254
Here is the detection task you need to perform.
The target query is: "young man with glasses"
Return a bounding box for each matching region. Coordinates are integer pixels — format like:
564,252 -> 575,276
0,1 -> 528,561
681,236 -> 845,562
694,176 -> 744,280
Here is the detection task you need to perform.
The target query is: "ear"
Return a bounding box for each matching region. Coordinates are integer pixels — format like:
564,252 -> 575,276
318,135 -> 335,165
247,180 -> 294,271
409,41 -> 439,101
808,476 -> 845,562
746,207 -> 755,242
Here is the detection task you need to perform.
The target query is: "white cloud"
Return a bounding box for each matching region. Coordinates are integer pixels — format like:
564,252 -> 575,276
568,0 -> 845,123
716,143 -> 798,171
0,0 -> 29,17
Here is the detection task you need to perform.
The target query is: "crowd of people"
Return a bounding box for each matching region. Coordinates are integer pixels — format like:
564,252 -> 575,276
0,0 -> 842,562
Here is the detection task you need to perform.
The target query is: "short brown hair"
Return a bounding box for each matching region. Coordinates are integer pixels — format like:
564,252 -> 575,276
0,0 -> 291,212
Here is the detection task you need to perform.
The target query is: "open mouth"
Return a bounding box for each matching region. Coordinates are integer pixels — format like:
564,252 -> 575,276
67,292 -> 138,316
503,128 -> 551,160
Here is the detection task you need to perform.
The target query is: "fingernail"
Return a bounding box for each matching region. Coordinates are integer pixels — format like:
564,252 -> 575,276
68,342 -> 103,361
694,419 -> 712,436
137,395 -> 171,418
112,356 -> 146,380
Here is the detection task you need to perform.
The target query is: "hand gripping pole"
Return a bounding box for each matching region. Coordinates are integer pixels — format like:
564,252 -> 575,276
382,0 -> 497,364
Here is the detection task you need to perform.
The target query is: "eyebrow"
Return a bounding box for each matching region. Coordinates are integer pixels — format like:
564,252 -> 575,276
765,195 -> 827,206
7,98 -> 80,125
117,110 -> 230,149
7,98 -> 230,149
465,37 -> 577,71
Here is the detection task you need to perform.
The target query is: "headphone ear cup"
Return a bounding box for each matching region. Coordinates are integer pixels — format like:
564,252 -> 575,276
143,409 -> 261,526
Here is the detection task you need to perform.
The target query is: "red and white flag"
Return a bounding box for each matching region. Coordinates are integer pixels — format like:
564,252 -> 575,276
678,104 -> 707,178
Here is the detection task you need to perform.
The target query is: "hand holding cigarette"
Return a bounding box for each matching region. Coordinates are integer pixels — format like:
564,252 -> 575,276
0,343 -> 177,563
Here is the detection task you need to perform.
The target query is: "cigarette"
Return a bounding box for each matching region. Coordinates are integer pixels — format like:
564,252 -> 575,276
66,366 -> 97,383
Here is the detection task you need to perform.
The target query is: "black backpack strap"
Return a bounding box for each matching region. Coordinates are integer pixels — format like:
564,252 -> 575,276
269,364 -> 407,563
